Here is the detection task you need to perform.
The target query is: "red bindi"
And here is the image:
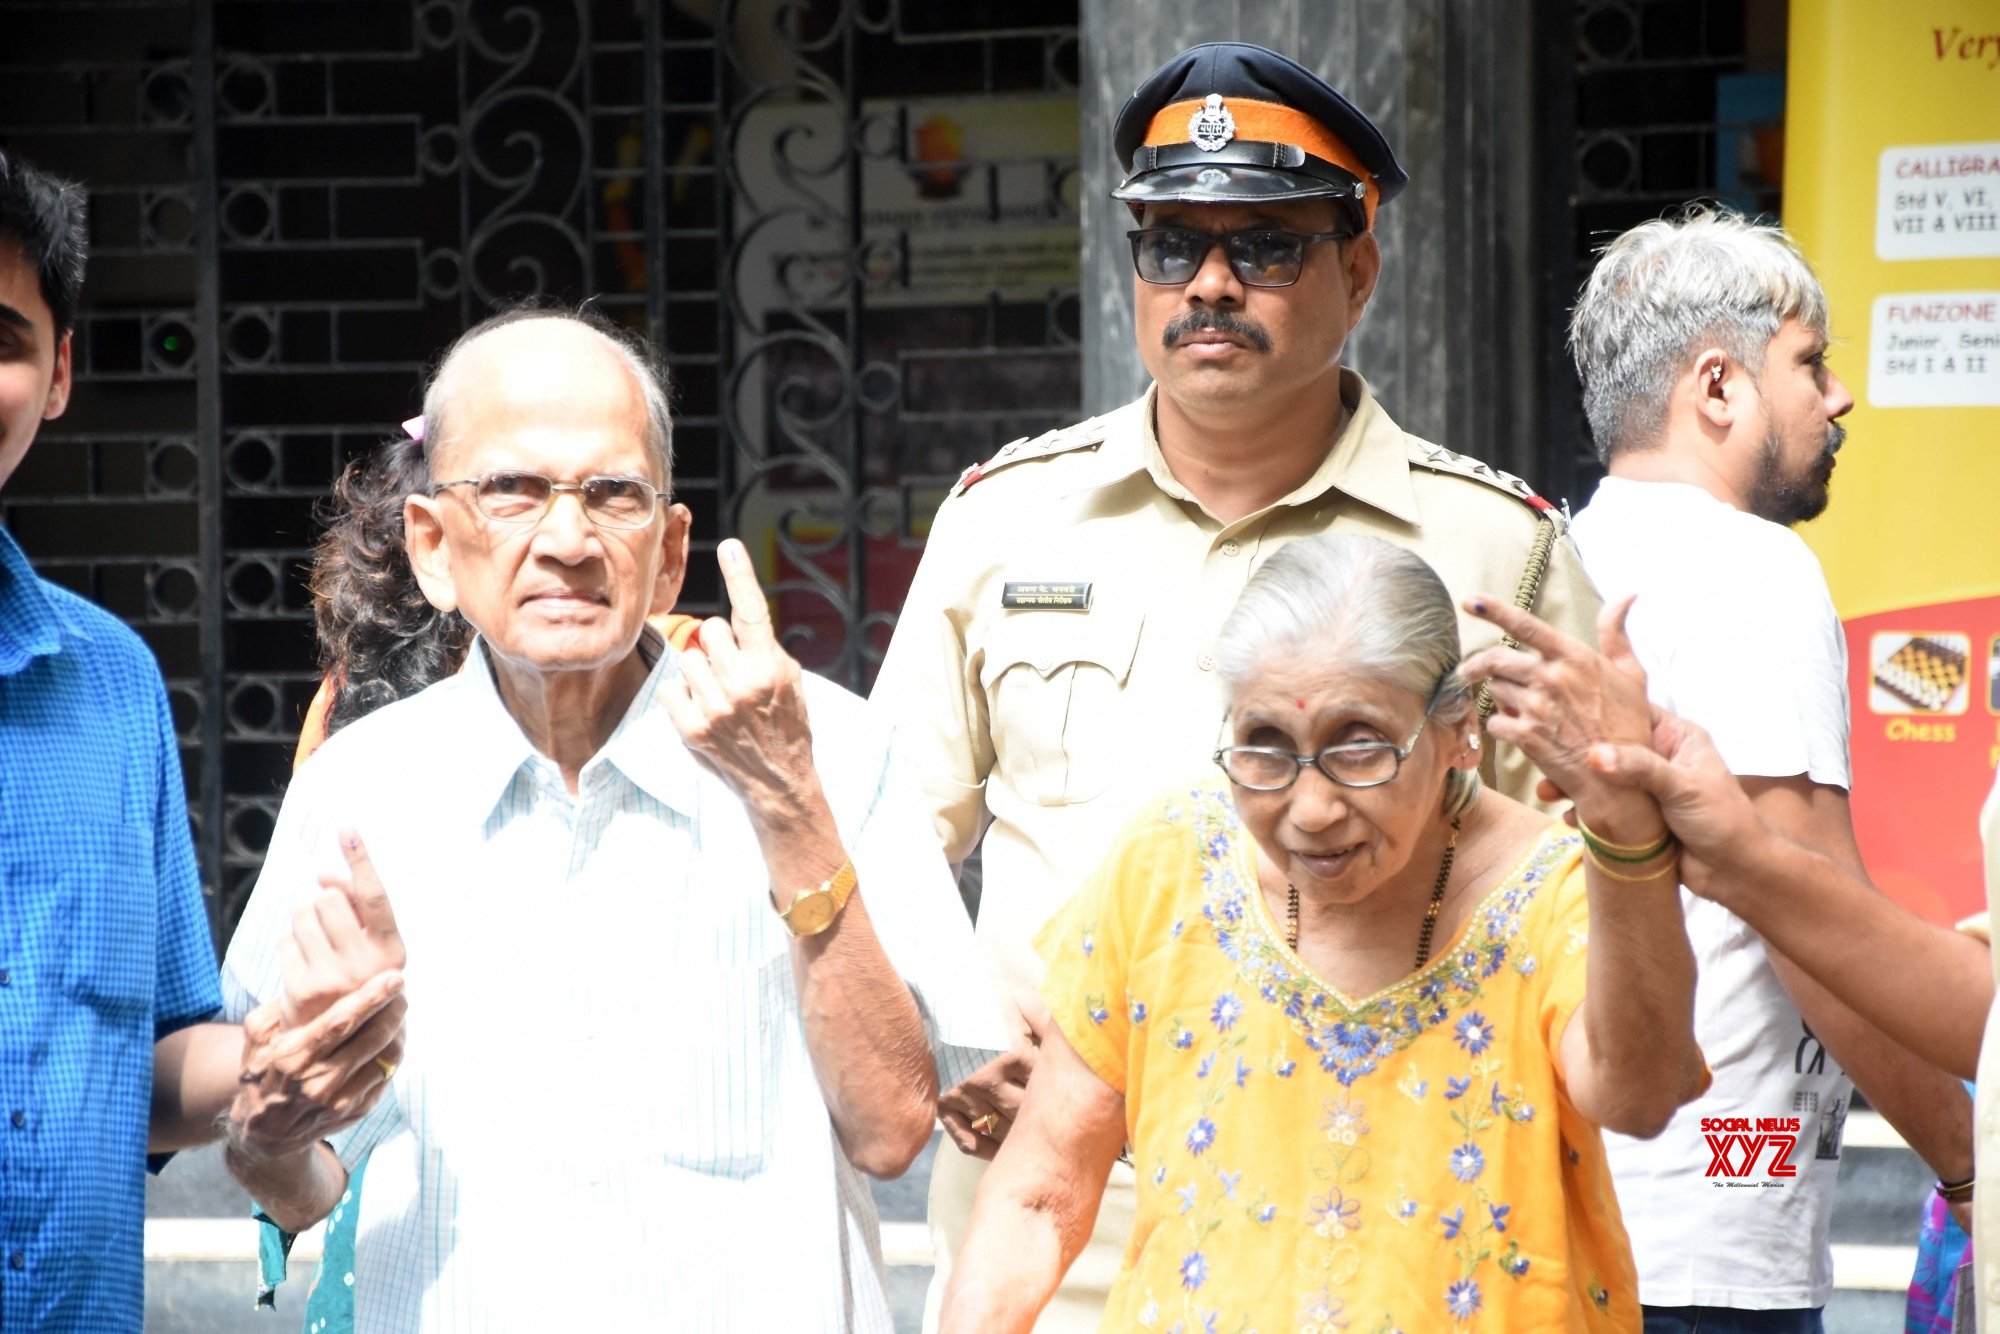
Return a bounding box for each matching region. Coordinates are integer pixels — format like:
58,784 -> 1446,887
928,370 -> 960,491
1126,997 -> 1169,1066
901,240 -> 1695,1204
1294,698 -> 1306,709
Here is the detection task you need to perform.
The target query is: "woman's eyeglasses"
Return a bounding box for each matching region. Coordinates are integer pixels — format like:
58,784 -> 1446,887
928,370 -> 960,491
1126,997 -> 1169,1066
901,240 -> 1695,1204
428,470 -> 663,530
1126,226 -> 1353,288
1213,674 -> 1448,791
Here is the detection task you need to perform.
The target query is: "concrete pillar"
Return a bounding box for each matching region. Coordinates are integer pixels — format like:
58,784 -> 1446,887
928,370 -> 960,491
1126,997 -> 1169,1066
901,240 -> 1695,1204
1079,0 -> 1547,483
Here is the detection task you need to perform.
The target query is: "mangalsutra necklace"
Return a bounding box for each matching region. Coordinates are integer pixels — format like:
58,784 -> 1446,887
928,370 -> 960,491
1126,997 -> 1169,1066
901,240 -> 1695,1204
1286,819 -> 1462,970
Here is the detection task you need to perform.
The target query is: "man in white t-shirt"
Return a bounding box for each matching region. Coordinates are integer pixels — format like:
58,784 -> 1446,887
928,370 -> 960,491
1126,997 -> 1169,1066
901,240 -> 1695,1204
1566,207 -> 1974,1333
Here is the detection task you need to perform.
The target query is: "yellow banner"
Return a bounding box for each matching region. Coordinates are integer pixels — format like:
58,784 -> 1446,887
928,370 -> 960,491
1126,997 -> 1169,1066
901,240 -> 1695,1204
1787,1 -> 2000,923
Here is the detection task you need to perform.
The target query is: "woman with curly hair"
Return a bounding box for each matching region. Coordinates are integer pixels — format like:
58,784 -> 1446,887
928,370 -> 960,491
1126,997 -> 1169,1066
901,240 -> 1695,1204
294,430 -> 471,761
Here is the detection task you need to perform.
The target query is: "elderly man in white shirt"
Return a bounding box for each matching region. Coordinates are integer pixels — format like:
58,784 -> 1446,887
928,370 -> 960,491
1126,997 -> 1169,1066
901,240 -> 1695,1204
217,308 -> 1005,1332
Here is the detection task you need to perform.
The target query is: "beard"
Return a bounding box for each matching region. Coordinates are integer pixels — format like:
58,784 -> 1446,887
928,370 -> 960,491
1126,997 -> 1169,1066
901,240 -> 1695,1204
1747,420 -> 1844,526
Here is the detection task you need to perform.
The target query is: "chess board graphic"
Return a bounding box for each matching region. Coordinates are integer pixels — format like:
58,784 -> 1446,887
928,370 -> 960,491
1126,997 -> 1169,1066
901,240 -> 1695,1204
1869,633 -> 1970,714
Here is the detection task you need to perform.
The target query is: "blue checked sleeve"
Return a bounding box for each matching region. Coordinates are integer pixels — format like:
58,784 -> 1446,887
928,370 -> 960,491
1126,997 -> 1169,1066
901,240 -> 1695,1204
149,664 -> 222,1040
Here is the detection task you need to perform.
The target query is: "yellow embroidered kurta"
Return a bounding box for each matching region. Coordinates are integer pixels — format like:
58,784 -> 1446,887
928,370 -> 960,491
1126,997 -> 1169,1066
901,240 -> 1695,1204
1037,782 -> 1639,1333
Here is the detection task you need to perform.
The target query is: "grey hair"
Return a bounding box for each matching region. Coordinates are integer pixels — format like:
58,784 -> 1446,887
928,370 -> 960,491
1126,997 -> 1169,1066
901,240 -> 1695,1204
1569,205 -> 1829,461
1214,534 -> 1473,725
420,305 -> 675,490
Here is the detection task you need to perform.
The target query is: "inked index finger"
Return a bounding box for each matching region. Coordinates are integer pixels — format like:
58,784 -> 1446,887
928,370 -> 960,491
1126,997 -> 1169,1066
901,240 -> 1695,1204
1463,593 -> 1584,661
336,829 -> 405,962
717,538 -> 773,643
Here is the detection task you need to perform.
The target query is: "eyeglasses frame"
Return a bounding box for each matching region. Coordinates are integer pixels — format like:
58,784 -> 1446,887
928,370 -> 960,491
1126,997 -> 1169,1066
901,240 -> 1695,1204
1212,674 -> 1451,792
1125,225 -> 1356,289
428,469 -> 666,531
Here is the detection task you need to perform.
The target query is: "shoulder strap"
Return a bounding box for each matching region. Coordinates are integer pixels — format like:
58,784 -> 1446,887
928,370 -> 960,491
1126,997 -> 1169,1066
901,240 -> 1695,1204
952,417 -> 1113,496
1408,439 -> 1563,522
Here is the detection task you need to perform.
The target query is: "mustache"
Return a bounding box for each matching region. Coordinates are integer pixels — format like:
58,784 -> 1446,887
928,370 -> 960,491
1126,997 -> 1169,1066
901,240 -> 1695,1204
1162,307 -> 1272,354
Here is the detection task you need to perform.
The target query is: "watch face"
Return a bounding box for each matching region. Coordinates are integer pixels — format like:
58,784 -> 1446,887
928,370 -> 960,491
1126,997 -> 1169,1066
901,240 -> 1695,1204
788,890 -> 835,935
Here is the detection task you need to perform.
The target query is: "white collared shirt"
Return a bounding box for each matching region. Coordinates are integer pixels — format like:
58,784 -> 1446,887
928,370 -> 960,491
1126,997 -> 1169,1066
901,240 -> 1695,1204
221,635 -> 1007,1332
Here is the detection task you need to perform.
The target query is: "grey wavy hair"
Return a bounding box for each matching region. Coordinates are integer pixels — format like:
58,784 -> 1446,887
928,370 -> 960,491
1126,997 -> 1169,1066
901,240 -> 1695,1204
420,304 -> 675,489
1214,533 -> 1473,726
1569,205 -> 1828,461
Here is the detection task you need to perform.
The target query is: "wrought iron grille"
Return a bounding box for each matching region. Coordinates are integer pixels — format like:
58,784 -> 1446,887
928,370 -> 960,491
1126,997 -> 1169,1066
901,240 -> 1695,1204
0,0 -> 1080,947
1539,0 -> 1786,505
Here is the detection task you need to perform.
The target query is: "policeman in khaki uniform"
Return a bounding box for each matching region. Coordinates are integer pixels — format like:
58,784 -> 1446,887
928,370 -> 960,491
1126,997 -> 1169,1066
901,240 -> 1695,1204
870,43 -> 1604,1329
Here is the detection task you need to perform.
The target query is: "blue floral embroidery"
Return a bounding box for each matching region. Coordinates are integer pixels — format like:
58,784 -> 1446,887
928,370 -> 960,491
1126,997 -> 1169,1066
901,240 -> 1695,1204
1177,1184 -> 1198,1215
1307,1188 -> 1363,1240
1196,1052 -> 1215,1079
1179,1251 -> 1208,1291
1444,1076 -> 1470,1100
1453,1011 -> 1494,1056
1211,993 -> 1243,1031
1186,1117 -> 1216,1156
1130,999 -> 1148,1024
1449,1143 -> 1485,1183
1440,1206 -> 1464,1239
1446,1277 -> 1482,1320
1488,1203 -> 1510,1233
1233,1057 -> 1251,1088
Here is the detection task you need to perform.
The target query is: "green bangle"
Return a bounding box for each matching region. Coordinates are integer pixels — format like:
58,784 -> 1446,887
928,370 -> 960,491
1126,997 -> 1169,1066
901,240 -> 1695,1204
1581,842 -> 1680,883
1576,816 -> 1676,865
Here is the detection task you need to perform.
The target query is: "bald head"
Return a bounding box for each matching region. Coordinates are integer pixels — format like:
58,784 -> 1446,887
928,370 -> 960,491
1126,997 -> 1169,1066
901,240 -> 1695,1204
420,309 -> 674,488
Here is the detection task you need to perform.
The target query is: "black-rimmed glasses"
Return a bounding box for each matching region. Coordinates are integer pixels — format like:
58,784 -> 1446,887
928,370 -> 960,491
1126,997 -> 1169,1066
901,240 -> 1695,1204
429,470 -> 663,530
1126,226 -> 1354,288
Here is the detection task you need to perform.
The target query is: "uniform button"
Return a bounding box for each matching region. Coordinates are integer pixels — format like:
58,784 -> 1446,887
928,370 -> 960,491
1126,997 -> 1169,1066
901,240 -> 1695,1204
9,1110 -> 23,1129
1196,652 -> 1215,672
8,1251 -> 22,1270
1220,540 -> 1241,557
0,966 -> 10,985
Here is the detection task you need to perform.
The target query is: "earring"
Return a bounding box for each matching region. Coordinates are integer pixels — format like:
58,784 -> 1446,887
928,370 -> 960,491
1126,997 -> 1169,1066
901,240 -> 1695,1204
1710,364 -> 1724,384
1467,733 -> 1482,752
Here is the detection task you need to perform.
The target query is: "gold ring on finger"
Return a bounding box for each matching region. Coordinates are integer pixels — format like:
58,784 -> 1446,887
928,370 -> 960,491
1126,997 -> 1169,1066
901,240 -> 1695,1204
375,1057 -> 398,1080
970,1112 -> 1000,1137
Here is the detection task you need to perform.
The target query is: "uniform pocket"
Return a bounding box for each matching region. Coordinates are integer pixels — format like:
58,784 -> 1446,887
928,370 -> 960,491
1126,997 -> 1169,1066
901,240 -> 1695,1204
57,821 -> 157,1020
981,607 -> 1143,806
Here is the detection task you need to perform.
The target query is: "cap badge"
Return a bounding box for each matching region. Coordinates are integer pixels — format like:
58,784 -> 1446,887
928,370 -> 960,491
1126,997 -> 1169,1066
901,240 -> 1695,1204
1188,94 -> 1236,152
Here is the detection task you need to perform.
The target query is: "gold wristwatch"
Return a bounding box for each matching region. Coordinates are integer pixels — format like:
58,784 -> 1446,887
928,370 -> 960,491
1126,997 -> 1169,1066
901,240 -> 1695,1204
777,860 -> 857,937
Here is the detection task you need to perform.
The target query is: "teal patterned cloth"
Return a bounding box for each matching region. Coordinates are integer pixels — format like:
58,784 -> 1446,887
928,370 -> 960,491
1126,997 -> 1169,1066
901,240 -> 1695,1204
254,1156 -> 367,1333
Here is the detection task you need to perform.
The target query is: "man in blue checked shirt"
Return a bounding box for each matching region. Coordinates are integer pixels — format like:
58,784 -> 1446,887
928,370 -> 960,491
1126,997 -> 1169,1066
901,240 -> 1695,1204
0,150 -> 409,1330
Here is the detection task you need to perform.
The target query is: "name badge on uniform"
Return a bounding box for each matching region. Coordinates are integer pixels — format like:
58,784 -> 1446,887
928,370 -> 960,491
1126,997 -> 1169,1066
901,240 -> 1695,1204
1001,581 -> 1093,611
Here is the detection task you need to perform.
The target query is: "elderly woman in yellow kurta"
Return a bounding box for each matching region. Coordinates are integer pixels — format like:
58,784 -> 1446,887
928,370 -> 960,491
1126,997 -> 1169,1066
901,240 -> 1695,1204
940,533 -> 1708,1333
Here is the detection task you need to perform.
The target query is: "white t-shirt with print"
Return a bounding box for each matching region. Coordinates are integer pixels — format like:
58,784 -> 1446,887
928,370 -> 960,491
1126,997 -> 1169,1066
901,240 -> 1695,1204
1572,476 -> 1852,1311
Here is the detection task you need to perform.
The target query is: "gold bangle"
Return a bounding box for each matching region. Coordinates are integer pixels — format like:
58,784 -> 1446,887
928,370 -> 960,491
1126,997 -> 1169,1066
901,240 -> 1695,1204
1581,842 -> 1680,883
1576,816 -> 1676,864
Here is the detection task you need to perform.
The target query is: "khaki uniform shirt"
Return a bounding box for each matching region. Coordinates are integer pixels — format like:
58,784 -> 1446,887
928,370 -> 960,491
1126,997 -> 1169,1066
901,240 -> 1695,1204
873,372 -> 1603,1004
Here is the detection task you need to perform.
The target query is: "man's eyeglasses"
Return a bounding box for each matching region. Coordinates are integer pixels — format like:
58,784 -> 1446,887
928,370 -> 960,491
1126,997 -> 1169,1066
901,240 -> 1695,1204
1212,677 -> 1444,791
1127,226 -> 1354,289
428,470 -> 663,530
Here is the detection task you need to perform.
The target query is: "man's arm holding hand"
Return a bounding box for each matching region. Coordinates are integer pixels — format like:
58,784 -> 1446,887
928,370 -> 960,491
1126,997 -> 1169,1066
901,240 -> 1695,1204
218,831 -> 411,1229
666,540 -> 936,1178
1742,777 -> 1973,1182
1588,714 -> 1992,1079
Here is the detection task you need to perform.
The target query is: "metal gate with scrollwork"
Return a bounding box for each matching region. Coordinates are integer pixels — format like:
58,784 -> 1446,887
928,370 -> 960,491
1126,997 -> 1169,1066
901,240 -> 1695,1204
0,0 -> 1081,946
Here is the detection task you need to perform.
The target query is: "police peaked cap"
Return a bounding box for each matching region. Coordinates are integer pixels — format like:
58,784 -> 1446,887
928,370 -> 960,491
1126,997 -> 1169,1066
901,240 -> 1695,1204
1112,42 -> 1409,229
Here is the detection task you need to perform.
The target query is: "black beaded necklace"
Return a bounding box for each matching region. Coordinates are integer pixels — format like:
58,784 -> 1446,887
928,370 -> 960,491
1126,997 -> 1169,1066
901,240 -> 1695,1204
1285,820 -> 1462,969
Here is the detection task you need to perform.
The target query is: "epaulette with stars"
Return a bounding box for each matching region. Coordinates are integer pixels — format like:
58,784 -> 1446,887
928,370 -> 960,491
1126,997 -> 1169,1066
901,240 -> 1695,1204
952,416 -> 1113,497
1406,438 -> 1568,523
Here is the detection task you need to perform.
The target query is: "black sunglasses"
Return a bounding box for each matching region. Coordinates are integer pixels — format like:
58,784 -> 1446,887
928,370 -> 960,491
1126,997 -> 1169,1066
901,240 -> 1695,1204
1126,226 -> 1354,288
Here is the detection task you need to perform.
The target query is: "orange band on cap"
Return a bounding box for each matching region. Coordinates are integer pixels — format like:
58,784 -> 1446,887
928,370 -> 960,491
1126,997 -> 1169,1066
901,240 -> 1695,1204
1145,97 -> 1377,227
